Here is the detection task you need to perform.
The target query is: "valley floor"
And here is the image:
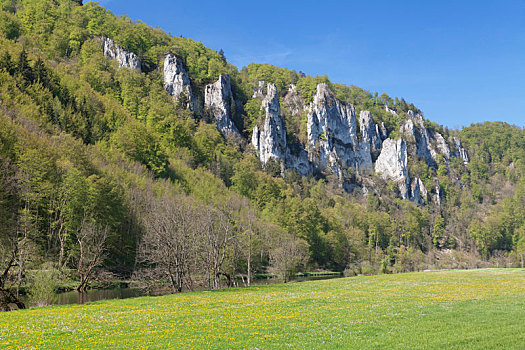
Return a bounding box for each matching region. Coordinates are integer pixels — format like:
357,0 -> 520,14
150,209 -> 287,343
0,269 -> 524,349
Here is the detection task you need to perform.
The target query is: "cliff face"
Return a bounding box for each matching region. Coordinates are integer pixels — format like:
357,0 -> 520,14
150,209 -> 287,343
411,177 -> 428,205
375,138 -> 409,183
304,84 -> 391,175
102,37 -> 141,71
453,137 -> 469,164
251,83 -> 288,165
251,82 -> 310,176
354,110 -> 382,172
204,75 -> 240,137
248,82 -> 466,204
98,35 -> 466,205
359,111 -> 382,152
375,138 -> 410,198
163,54 -> 195,112
374,138 -> 430,203
400,111 -> 453,167
307,83 -> 358,175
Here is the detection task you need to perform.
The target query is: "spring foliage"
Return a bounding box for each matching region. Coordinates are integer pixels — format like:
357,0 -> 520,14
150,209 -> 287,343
0,0 -> 523,297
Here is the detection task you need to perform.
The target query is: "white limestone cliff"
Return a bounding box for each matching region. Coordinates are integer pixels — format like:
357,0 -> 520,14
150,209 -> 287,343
401,111 -> 452,166
306,83 -> 359,174
410,177 -> 428,205
358,111 -> 382,152
283,84 -> 304,117
204,75 -> 239,137
163,54 -> 195,111
102,37 -> 141,72
453,137 -> 469,164
375,138 -> 410,198
251,83 -> 288,165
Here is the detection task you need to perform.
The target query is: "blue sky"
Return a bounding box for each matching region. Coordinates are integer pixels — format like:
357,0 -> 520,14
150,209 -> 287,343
91,0 -> 524,129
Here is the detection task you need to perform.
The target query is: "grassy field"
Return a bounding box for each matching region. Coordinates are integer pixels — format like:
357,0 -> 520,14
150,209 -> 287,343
0,269 -> 524,349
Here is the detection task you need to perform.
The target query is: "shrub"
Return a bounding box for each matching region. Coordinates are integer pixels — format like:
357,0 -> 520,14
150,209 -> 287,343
28,265 -> 60,307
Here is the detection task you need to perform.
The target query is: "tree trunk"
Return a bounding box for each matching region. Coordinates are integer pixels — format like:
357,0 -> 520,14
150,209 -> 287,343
76,275 -> 87,292
58,222 -> 65,268
217,272 -> 232,288
0,288 -> 26,311
0,257 -> 15,289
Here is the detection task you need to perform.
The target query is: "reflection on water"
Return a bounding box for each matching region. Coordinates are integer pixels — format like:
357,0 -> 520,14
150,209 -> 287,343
46,274 -> 341,306
55,288 -> 146,305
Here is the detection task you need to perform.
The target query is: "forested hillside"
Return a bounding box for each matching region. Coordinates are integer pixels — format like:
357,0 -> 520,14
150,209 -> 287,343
0,0 -> 523,307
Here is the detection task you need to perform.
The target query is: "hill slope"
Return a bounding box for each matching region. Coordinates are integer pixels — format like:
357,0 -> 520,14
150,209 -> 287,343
0,0 -> 523,301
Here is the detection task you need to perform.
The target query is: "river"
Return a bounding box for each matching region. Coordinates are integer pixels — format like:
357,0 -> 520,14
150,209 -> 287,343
36,274 -> 342,307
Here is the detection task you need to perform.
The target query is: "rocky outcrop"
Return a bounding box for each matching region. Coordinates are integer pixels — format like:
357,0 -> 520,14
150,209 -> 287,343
252,83 -> 287,165
352,111 -> 382,172
358,111 -> 382,152
434,132 -> 451,160
410,177 -> 428,205
385,105 -> 397,115
204,75 -> 239,137
163,54 -> 195,111
307,84 -> 361,174
374,138 -> 430,203
434,181 -> 442,206
286,148 -> 311,176
251,83 -> 310,176
453,137 -> 469,164
248,81 -> 466,203
375,138 -> 409,198
401,113 -> 434,165
283,84 -> 304,117
375,138 -> 408,182
252,81 -> 266,99
102,37 -> 141,71
401,111 -> 453,166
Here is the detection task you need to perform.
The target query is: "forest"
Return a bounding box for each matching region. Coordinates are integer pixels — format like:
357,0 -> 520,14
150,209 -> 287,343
0,0 -> 523,309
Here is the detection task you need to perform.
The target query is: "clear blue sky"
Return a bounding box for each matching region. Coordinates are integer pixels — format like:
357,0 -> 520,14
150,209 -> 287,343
91,0 -> 525,129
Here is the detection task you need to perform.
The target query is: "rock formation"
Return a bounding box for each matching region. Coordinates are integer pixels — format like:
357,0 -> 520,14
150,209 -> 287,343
252,81 -> 266,99
283,84 -> 304,117
453,137 -> 469,164
251,83 -> 287,165
163,54 -> 195,111
306,83 -> 359,174
251,83 -> 310,176
410,177 -> 428,205
102,37 -> 141,71
434,181 -> 442,206
286,147 -> 311,176
375,138 -> 410,198
248,82 -> 467,203
353,111 -> 383,172
204,75 -> 239,137
435,133 -> 451,160
98,36 -> 471,203
358,111 -> 382,152
401,110 -> 453,167
375,138 -> 409,182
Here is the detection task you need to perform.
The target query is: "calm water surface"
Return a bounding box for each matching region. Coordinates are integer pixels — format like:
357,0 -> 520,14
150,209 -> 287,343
44,274 -> 342,306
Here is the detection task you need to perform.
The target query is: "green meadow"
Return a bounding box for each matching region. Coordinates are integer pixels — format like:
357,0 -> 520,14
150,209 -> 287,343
1,269 -> 524,349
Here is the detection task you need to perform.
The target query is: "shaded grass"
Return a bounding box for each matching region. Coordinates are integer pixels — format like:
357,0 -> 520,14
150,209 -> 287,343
0,269 -> 524,349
